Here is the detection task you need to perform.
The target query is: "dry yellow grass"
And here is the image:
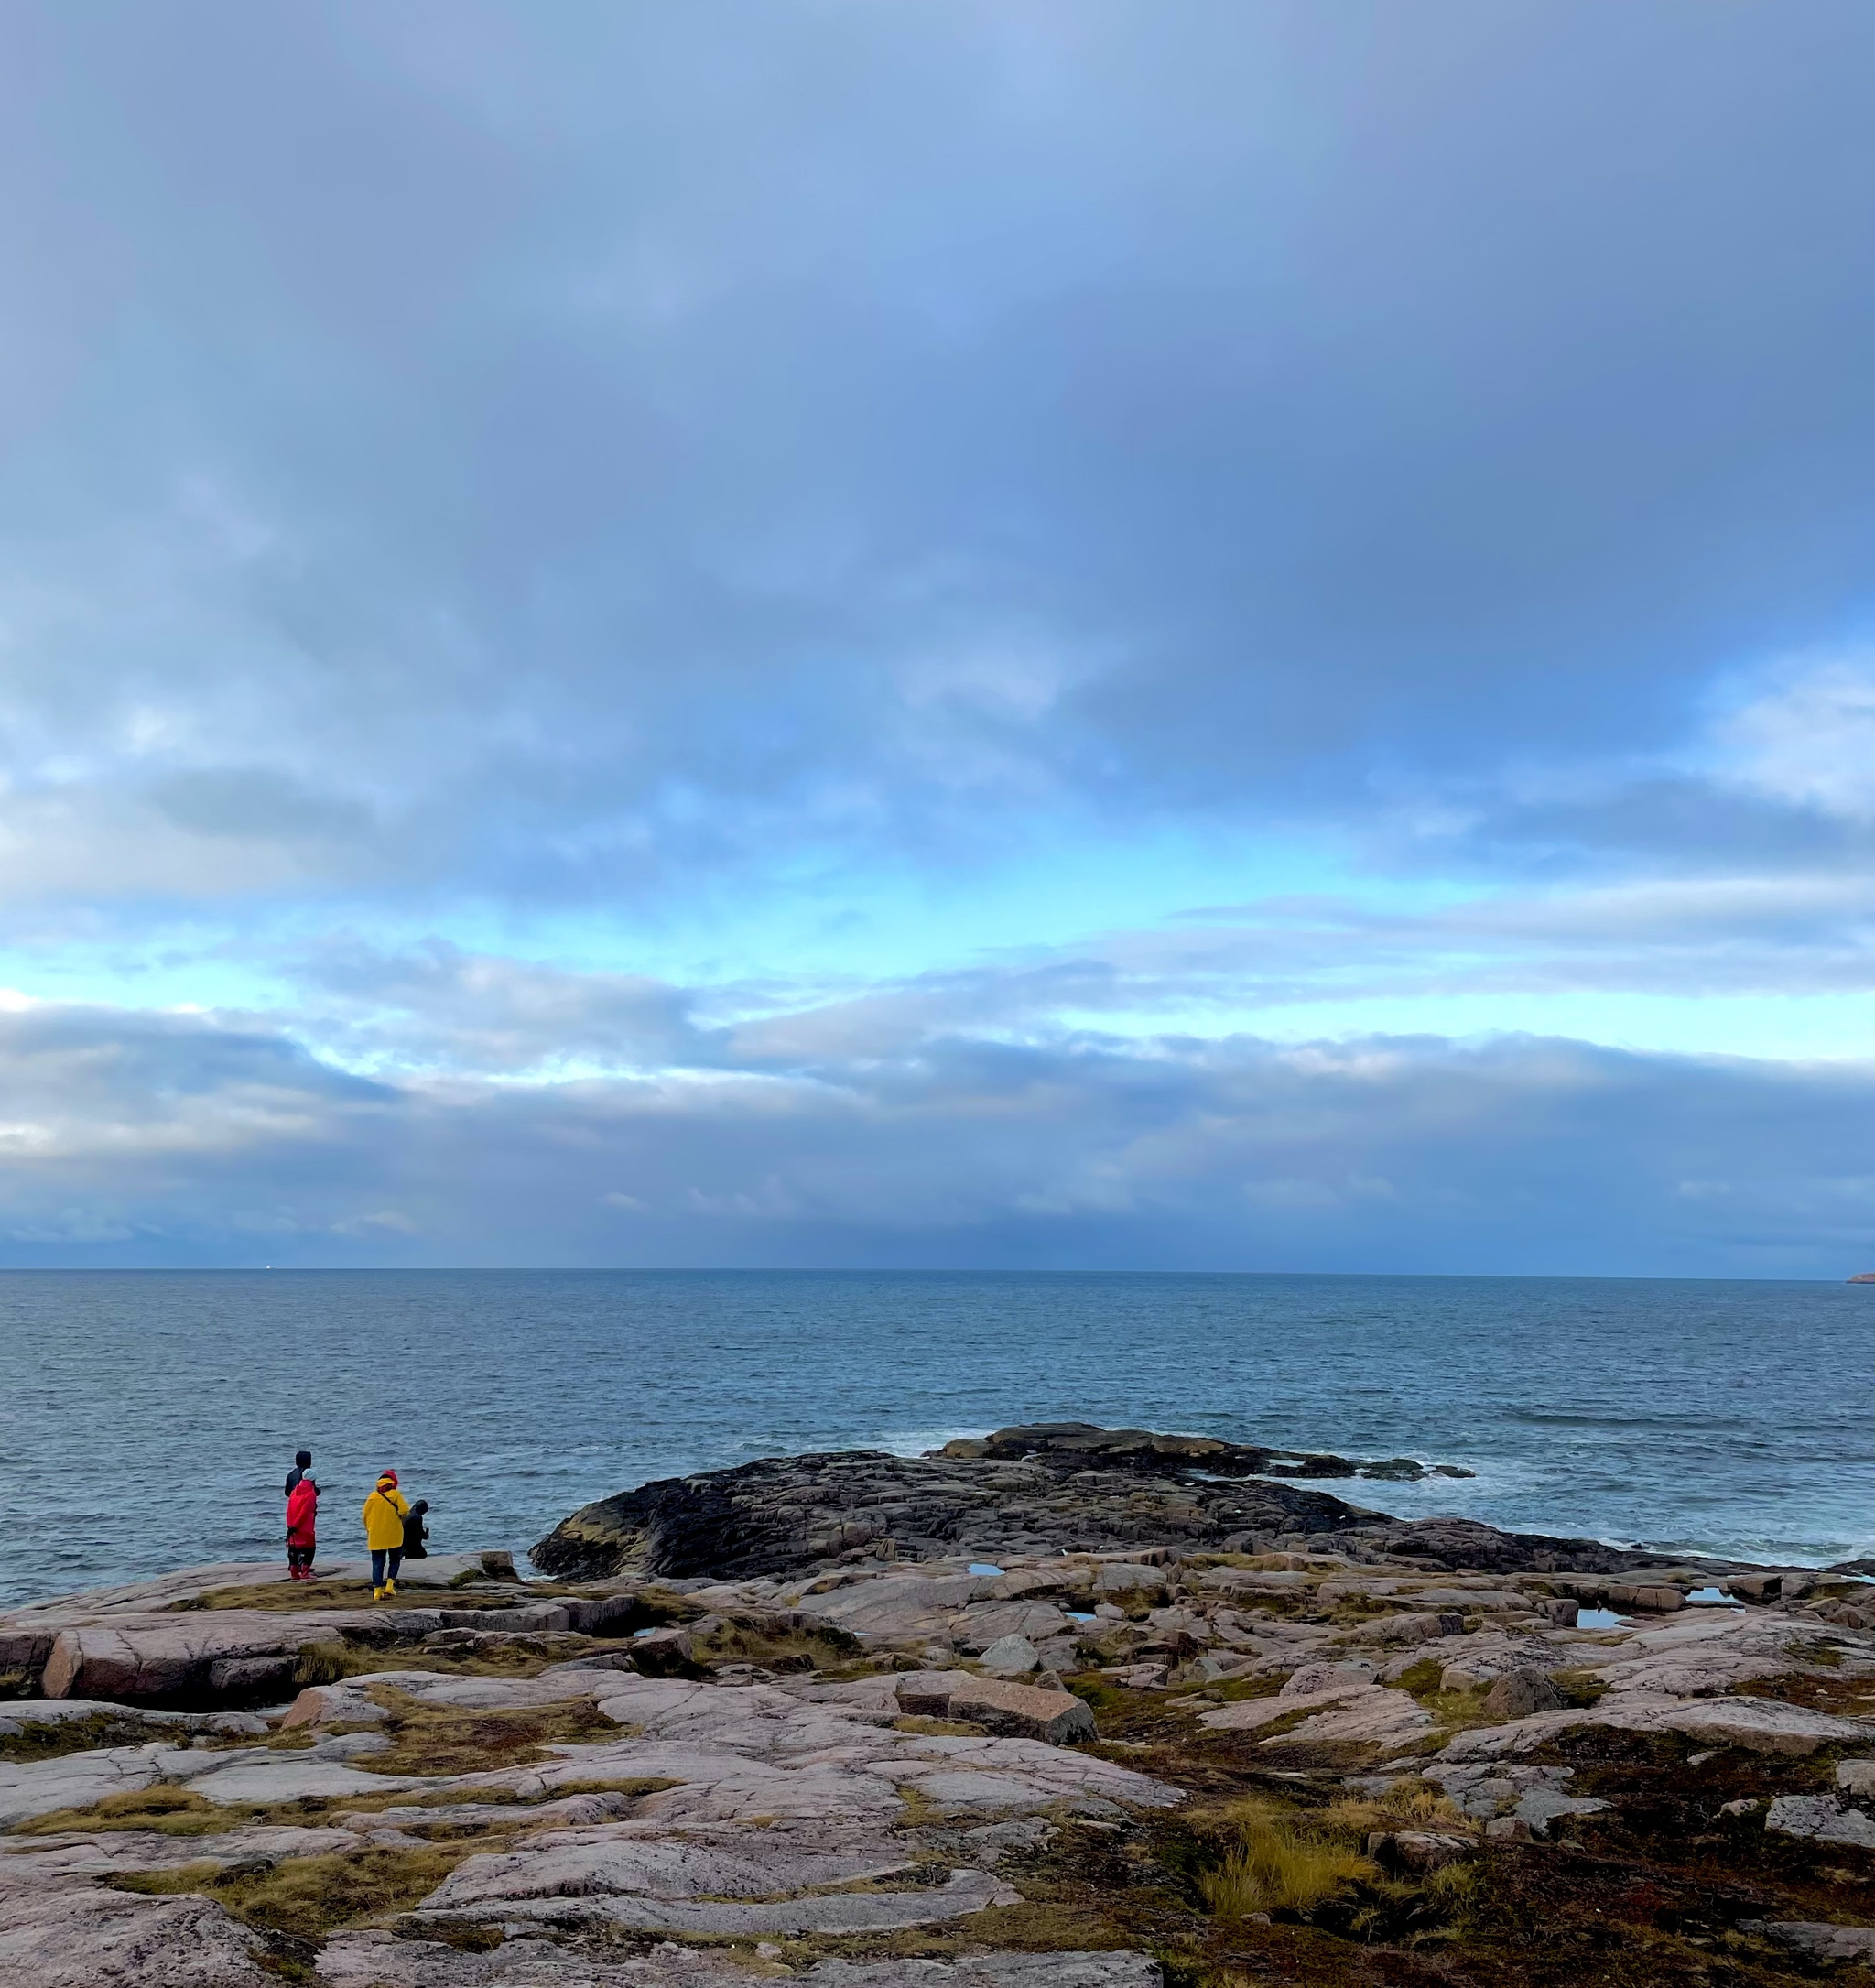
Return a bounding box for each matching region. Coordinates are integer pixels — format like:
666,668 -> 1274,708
18,1787 -> 256,1838
1194,1798 -> 1377,1918
1316,1784 -> 1471,1837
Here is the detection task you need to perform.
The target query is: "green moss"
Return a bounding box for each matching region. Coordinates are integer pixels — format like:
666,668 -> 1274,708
1392,1657 -> 1445,1698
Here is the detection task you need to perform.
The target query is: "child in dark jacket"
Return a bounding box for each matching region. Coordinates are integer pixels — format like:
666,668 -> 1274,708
402,1499 -> 430,1559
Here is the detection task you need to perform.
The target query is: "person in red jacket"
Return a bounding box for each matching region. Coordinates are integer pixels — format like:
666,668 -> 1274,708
286,1470 -> 320,1581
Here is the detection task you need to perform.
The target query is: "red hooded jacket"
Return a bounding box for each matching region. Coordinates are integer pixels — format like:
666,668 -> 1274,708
286,1475 -> 319,1546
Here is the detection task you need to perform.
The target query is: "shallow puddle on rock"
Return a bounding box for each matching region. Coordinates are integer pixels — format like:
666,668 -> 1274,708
1685,1586 -> 1744,1608
967,1564 -> 1004,1577
1575,1606 -> 1630,1629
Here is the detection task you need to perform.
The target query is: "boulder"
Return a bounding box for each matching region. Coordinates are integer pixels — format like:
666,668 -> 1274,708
948,1678 -> 1098,1745
894,1670 -> 981,1719
1352,1611 -> 1458,1646
205,1655 -> 300,1700
1606,1582 -> 1684,1613
1366,1830 -> 1471,1873
1482,1669 -> 1565,1720
628,1629 -> 697,1677
1105,1663 -> 1170,1689
978,1635 -> 1042,1676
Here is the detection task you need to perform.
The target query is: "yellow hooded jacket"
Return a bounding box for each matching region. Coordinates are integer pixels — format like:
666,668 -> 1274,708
362,1478 -> 410,1549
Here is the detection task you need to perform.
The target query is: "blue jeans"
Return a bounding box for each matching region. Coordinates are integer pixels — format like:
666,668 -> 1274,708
371,1548 -> 403,1588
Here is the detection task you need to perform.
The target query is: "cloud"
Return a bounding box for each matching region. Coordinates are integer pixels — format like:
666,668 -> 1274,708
0,4 -> 1872,911
0,997 -> 1870,1276
1706,651 -> 1875,822
0,9 -> 1870,1268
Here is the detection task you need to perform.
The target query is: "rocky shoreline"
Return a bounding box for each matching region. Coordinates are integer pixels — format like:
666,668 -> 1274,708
530,1421 -> 1729,1587
4,1422 -> 1875,1986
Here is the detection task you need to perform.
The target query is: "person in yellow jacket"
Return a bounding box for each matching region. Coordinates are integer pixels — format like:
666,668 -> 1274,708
362,1470 -> 411,1600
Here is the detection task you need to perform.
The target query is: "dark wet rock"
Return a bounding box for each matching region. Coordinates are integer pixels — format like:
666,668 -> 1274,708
1347,1516 -> 1676,1577
532,1426 -> 1754,1584
940,1422 -> 1443,1482
625,1627 -> 698,1677
531,1429 -> 1387,1582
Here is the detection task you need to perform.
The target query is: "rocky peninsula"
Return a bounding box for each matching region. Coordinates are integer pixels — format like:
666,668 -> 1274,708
3,1422 -> 1875,1986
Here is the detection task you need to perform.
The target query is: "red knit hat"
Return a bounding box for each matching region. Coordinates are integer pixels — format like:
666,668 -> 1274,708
378,1469 -> 398,1486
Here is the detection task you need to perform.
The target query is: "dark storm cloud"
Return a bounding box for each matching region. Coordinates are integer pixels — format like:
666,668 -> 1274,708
0,2 -> 1871,903
0,1001 -> 1869,1275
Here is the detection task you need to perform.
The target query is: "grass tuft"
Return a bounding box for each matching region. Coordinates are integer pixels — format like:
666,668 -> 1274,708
350,1684 -> 627,1776
1194,1798 -> 1376,1918
18,1787 -> 258,1837
291,1642 -> 365,1688
114,1842 -> 466,1942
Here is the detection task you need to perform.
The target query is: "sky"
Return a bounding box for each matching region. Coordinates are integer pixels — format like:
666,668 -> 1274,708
1,0 -> 1873,1273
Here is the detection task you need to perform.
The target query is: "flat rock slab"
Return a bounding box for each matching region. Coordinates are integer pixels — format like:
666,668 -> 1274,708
281,1668 -> 610,1729
422,1867 -> 1017,1935
0,1872 -> 272,1987
0,1731 -> 426,1824
0,1745 -> 166,1829
1765,1794 -> 1875,1849
1738,1920 -> 1875,1962
0,1700 -> 266,1740
181,1755 -> 439,1806
320,1937 -> 1158,1988
1439,1691 -> 1875,1759
1200,1683 -> 1431,1750
0,1565 -> 298,1628
422,1823 -> 920,1909
416,1820 -> 1019,1935
5,1823 -> 360,1879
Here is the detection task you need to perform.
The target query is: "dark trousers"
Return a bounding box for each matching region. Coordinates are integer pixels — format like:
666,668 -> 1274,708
371,1548 -> 403,1588
287,1543 -> 315,1574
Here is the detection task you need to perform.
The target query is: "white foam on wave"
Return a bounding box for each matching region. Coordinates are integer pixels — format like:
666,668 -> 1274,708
869,1425 -> 995,1459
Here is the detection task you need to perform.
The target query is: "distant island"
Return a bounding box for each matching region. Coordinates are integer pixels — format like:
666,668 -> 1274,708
1850,1272 -> 1875,1283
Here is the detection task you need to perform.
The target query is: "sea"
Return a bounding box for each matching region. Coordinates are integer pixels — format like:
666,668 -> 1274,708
1,1269 -> 1870,1608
